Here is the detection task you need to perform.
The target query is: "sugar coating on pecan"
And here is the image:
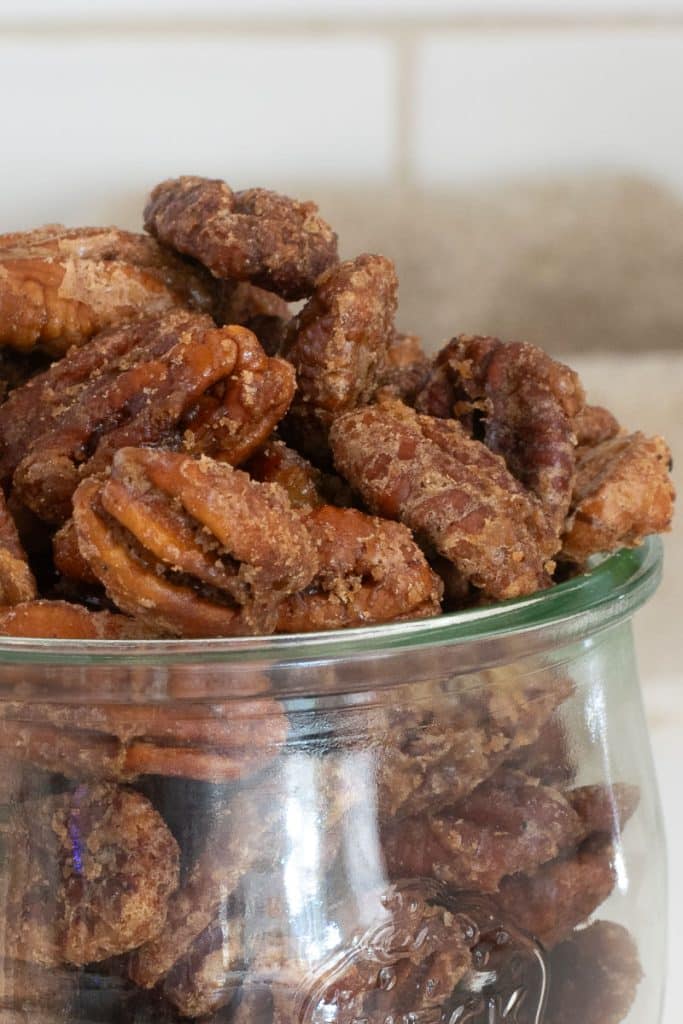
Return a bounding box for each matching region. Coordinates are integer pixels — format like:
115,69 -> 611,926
374,330 -> 431,405
545,920 -> 642,1024
52,519 -> 99,586
72,447 -> 318,637
417,336 -> 585,545
245,437 -> 325,509
0,225 -> 216,354
180,324 -> 296,467
0,491 -> 36,605
574,404 -> 621,448
382,770 -> 585,893
282,254 -> 398,431
494,836 -> 617,947
2,782 -> 179,966
275,505 -> 443,632
0,600 -> 152,639
562,431 -> 675,562
375,667 -> 574,820
144,176 -> 338,300
330,398 -> 554,600
11,311 -> 252,523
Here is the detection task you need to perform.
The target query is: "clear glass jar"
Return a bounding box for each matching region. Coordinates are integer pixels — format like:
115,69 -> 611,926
0,538 -> 666,1024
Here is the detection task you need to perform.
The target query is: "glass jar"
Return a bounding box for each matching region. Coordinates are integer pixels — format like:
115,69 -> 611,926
0,538 -> 666,1024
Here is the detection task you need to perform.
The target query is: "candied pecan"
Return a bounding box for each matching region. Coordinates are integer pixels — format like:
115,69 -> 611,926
562,431 -> 675,562
330,398 -> 554,600
381,771 -> 585,893
245,437 -> 324,509
0,600 -> 152,639
11,311 -> 252,523
493,835 -> 617,947
545,920 -> 642,1024
0,224 -> 216,354
574,404 -> 621,447
283,884 -> 475,1024
215,279 -> 290,326
52,519 -> 99,585
0,686 -> 286,782
418,336 -> 585,544
180,325 -> 296,466
0,491 -> 36,605
72,447 -> 318,637
503,717 -> 575,786
144,175 -> 338,300
275,505 -> 442,632
375,666 -> 574,820
2,782 -> 179,966
281,254 -> 398,453
374,330 -> 431,404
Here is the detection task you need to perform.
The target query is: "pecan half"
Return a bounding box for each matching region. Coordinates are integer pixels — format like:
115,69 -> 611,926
330,398 -> 554,600
0,225 -> 215,354
416,336 -> 585,544
72,447 -> 318,637
275,505 -> 442,632
562,431 -> 675,562
144,176 -> 338,300
1,782 -> 179,966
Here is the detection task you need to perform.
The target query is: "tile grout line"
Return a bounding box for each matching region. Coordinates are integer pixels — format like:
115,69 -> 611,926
394,27 -> 418,191
2,14 -> 683,37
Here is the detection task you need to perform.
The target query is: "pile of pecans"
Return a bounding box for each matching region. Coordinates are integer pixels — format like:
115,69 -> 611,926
0,175 -> 674,639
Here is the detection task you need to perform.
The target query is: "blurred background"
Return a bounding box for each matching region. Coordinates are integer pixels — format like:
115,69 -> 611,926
1,1 -> 681,1017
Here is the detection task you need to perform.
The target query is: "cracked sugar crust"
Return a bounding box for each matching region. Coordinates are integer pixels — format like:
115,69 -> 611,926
1,782 -> 179,967
275,505 -> 443,632
72,447 -> 318,638
416,336 -> 584,547
283,253 -> 398,423
0,225 -> 216,354
330,398 -> 554,600
144,176 -> 338,300
562,431 -> 675,562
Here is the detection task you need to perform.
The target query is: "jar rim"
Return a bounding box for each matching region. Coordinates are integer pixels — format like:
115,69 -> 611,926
0,536 -> 663,666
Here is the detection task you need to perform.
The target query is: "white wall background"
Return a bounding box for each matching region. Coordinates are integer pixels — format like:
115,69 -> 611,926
1,2 -> 683,228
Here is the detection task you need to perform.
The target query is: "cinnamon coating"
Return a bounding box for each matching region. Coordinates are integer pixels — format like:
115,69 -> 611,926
282,254 -> 398,431
275,505 -> 443,632
144,176 -> 338,300
381,771 -> 585,893
72,447 -> 318,637
181,325 -> 296,467
0,225 -> 215,355
330,398 -> 554,600
0,492 -> 36,605
12,312 -> 259,523
574,403 -> 621,447
562,431 -> 675,562
374,330 -> 431,404
545,920 -> 642,1024
417,336 -> 585,545
375,667 -> 574,821
1,782 -> 180,966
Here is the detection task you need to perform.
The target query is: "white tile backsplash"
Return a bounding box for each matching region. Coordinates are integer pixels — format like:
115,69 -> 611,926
1,0 -> 683,20
0,35 -> 396,230
414,29 -> 683,192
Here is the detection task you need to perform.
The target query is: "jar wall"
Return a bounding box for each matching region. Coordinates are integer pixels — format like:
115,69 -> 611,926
0,616 -> 666,1023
